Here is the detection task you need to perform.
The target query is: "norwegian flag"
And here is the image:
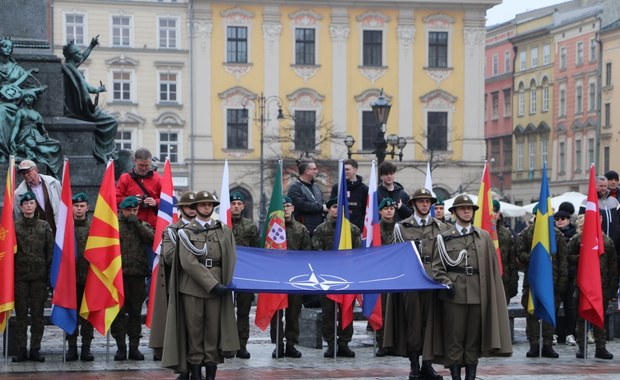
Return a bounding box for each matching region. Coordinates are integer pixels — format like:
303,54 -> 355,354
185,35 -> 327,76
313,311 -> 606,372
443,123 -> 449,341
146,158 -> 176,327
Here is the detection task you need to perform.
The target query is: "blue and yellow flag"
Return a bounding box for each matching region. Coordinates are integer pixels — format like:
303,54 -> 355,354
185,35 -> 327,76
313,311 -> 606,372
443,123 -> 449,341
527,162 -> 557,326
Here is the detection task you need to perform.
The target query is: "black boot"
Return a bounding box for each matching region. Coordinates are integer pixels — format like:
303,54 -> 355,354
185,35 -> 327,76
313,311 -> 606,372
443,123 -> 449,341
408,353 -> 421,380
324,344 -> 335,358
465,363 -> 477,380
189,363 -> 202,380
285,344 -> 302,358
336,342 -> 355,357
128,345 -> 145,360
205,363 -> 217,380
80,344 -> 94,361
114,345 -> 127,361
272,343 -> 284,358
29,348 -> 45,362
526,344 -> 539,357
176,373 -> 190,380
65,345 -> 78,361
236,345 -> 250,359
421,361 -> 442,379
595,347 -> 614,359
449,364 -> 462,380
541,345 -> 559,358
12,347 -> 28,362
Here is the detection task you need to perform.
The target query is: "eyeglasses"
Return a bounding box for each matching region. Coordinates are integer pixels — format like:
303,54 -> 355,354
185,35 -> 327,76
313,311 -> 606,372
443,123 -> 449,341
554,216 -> 569,221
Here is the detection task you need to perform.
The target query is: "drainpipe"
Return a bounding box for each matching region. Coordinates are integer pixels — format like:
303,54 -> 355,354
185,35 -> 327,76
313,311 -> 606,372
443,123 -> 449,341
596,16 -> 602,173
188,0 -> 195,189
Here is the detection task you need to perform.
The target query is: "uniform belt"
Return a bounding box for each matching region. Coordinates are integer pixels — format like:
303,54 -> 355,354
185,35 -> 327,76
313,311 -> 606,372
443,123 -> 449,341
446,266 -> 479,275
204,259 -> 222,268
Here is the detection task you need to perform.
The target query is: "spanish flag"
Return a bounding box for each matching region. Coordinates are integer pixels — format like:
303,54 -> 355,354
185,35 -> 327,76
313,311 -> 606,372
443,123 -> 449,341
80,160 -> 124,335
0,157 -> 16,332
474,161 -> 502,275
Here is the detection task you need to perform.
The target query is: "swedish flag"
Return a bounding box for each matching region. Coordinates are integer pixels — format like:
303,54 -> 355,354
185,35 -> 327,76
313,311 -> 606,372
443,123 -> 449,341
527,162 -> 557,326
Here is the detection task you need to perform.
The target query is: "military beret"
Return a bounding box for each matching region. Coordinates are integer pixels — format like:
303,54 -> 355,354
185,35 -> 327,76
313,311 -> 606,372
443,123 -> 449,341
492,199 -> 500,212
19,191 -> 36,205
230,191 -> 244,202
378,198 -> 397,209
72,192 -> 89,204
283,196 -> 293,205
326,197 -> 338,209
119,196 -> 140,209
435,198 -> 445,206
532,204 -> 539,215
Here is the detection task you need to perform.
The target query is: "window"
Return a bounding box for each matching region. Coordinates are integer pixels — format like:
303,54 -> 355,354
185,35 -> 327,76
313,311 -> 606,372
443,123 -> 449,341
604,146 -> 610,173
588,138 -> 595,166
528,140 -> 536,171
589,82 -> 596,112
517,141 -> 523,171
158,72 -> 178,103
541,139 -> 548,165
559,142 -> 565,173
428,31 -> 448,68
576,42 -> 584,66
362,111 -> 377,150
227,26 -> 248,63
575,139 -> 582,173
115,130 -> 133,151
575,83 -> 583,114
606,62 -> 612,86
590,38 -> 596,62
560,47 -> 567,69
542,86 -> 549,112
543,44 -> 550,65
159,132 -> 179,163
427,112 -> 448,151
502,136 -> 512,170
529,84 -> 537,114
112,70 -> 131,101
294,110 -> 316,152
492,92 -> 499,120
503,89 -> 511,117
559,87 -> 566,117
226,109 -> 248,149
504,50 -> 511,72
295,28 -> 315,65
65,13 -> 85,45
605,103 -> 611,126
530,47 -> 538,68
519,51 -> 526,70
112,15 -> 131,47
518,90 -> 525,116
158,18 -> 178,49
363,30 -> 383,66
492,54 -> 498,76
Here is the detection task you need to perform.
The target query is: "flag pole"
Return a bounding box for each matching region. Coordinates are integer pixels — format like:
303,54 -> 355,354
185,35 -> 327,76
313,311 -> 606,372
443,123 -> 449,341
584,320 -> 588,358
62,331 -> 66,363
538,320 -> 542,357
106,331 -> 110,363
373,330 -> 377,357
333,301 -> 337,359
275,309 -> 281,358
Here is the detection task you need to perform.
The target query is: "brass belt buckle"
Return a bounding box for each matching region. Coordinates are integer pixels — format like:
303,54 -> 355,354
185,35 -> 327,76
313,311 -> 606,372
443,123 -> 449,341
465,266 -> 473,276
205,258 -> 213,268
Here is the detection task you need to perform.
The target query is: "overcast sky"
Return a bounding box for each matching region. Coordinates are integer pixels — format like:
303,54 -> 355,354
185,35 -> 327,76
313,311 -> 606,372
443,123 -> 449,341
486,0 -> 567,26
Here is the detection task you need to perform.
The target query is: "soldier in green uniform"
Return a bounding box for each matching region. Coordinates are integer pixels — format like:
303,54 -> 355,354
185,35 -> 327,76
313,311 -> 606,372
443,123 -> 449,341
434,198 -> 450,224
312,197 -> 362,358
493,200 -> 518,304
270,196 -> 312,358
429,194 -> 512,380
111,196 -> 155,361
383,188 -> 449,380
516,206 -> 568,358
65,193 -> 95,362
12,191 -> 53,363
229,191 -> 259,359
162,191 -> 239,380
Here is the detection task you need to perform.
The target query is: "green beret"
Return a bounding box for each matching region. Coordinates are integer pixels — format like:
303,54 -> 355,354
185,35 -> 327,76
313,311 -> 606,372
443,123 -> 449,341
120,196 -> 140,209
326,197 -> 338,209
283,196 -> 293,205
532,204 -> 539,215
378,198 -> 397,209
19,191 -> 36,205
230,191 -> 244,202
72,192 -> 89,204
492,199 -> 500,212
435,198 -> 445,206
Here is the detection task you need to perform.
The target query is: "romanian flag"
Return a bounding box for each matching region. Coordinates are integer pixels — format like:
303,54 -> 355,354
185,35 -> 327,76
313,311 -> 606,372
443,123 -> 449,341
474,162 -> 502,275
328,161 -> 357,328
219,160 -> 231,226
0,157 -> 16,332
50,159 -> 78,334
577,164 -> 605,329
255,161 -> 288,330
361,161 -> 382,330
80,160 -> 124,335
527,162 -> 557,326
146,158 -> 176,327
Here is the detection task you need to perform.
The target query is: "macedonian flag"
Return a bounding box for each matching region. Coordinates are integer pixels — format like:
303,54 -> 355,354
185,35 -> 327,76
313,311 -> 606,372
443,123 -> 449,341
80,160 -> 124,335
0,157 -> 16,332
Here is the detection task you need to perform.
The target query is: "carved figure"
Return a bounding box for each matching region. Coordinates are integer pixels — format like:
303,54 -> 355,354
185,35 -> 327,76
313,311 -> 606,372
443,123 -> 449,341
62,36 -> 118,164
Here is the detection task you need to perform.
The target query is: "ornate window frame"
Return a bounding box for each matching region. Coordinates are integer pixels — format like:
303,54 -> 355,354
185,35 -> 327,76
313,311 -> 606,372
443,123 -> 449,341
157,15 -> 180,49
289,10 -> 322,82
354,89 -> 393,153
221,7 -> 254,81
356,11 -> 389,84
419,89 -> 457,153
63,12 -> 88,46
218,86 -> 256,155
155,61 -> 184,107
286,88 -> 324,154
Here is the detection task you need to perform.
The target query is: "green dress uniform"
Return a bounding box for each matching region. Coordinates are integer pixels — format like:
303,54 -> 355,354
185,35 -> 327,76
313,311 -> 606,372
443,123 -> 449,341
497,222 -> 518,304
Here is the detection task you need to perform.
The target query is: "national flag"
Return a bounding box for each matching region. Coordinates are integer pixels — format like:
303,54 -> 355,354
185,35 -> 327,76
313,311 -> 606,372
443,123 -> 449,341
219,160 -> 231,226
328,161 -> 357,328
361,161 -> 382,330
425,162 -> 436,217
0,157 -> 16,332
50,159 -> 78,334
255,161 -> 288,330
146,158 -> 176,328
80,160 -> 124,335
577,164 -> 605,329
474,162 -> 502,275
527,162 -> 557,326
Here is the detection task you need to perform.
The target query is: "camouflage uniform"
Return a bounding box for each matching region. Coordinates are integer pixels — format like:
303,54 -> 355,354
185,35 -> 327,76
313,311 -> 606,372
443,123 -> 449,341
270,217 -> 312,354
374,216 -> 396,351
497,222 -> 518,304
231,215 -> 259,355
14,214 -> 53,359
110,213 -> 154,358
312,215 -> 362,354
516,222 -> 568,355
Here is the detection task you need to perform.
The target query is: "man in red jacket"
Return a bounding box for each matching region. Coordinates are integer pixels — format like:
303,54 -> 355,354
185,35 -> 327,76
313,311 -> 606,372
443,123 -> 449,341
115,147 -> 162,228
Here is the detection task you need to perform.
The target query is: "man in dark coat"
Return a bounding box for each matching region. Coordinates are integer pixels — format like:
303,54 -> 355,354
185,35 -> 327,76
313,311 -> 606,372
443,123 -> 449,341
376,161 -> 412,221
287,158 -> 326,235
493,200 -> 518,305
329,159 -> 368,230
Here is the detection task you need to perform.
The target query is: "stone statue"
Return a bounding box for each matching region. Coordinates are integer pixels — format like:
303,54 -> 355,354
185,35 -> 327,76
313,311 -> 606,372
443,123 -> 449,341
62,36 -> 118,164
0,37 -> 42,162
10,88 -> 63,179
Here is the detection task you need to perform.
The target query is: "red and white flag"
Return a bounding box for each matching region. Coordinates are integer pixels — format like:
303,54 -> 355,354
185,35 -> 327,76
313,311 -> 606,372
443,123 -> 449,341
219,160 -> 231,226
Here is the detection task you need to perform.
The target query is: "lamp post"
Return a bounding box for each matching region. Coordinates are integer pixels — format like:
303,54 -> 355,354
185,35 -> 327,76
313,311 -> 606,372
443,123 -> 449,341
243,92 -> 284,232
344,90 -> 406,163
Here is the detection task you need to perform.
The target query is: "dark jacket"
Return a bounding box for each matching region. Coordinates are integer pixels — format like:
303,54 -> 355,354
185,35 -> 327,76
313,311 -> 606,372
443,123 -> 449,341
14,215 -> 53,282
330,174 -> 369,230
287,178 -> 324,235
377,181 -> 412,221
118,213 -> 155,276
74,218 -> 92,285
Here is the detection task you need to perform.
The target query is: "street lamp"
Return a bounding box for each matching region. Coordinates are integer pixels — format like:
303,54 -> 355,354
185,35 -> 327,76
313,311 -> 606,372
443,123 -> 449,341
243,92 -> 284,232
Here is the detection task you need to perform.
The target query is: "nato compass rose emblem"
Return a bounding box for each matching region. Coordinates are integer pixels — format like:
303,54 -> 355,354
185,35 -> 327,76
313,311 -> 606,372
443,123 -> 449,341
287,264 -> 353,291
